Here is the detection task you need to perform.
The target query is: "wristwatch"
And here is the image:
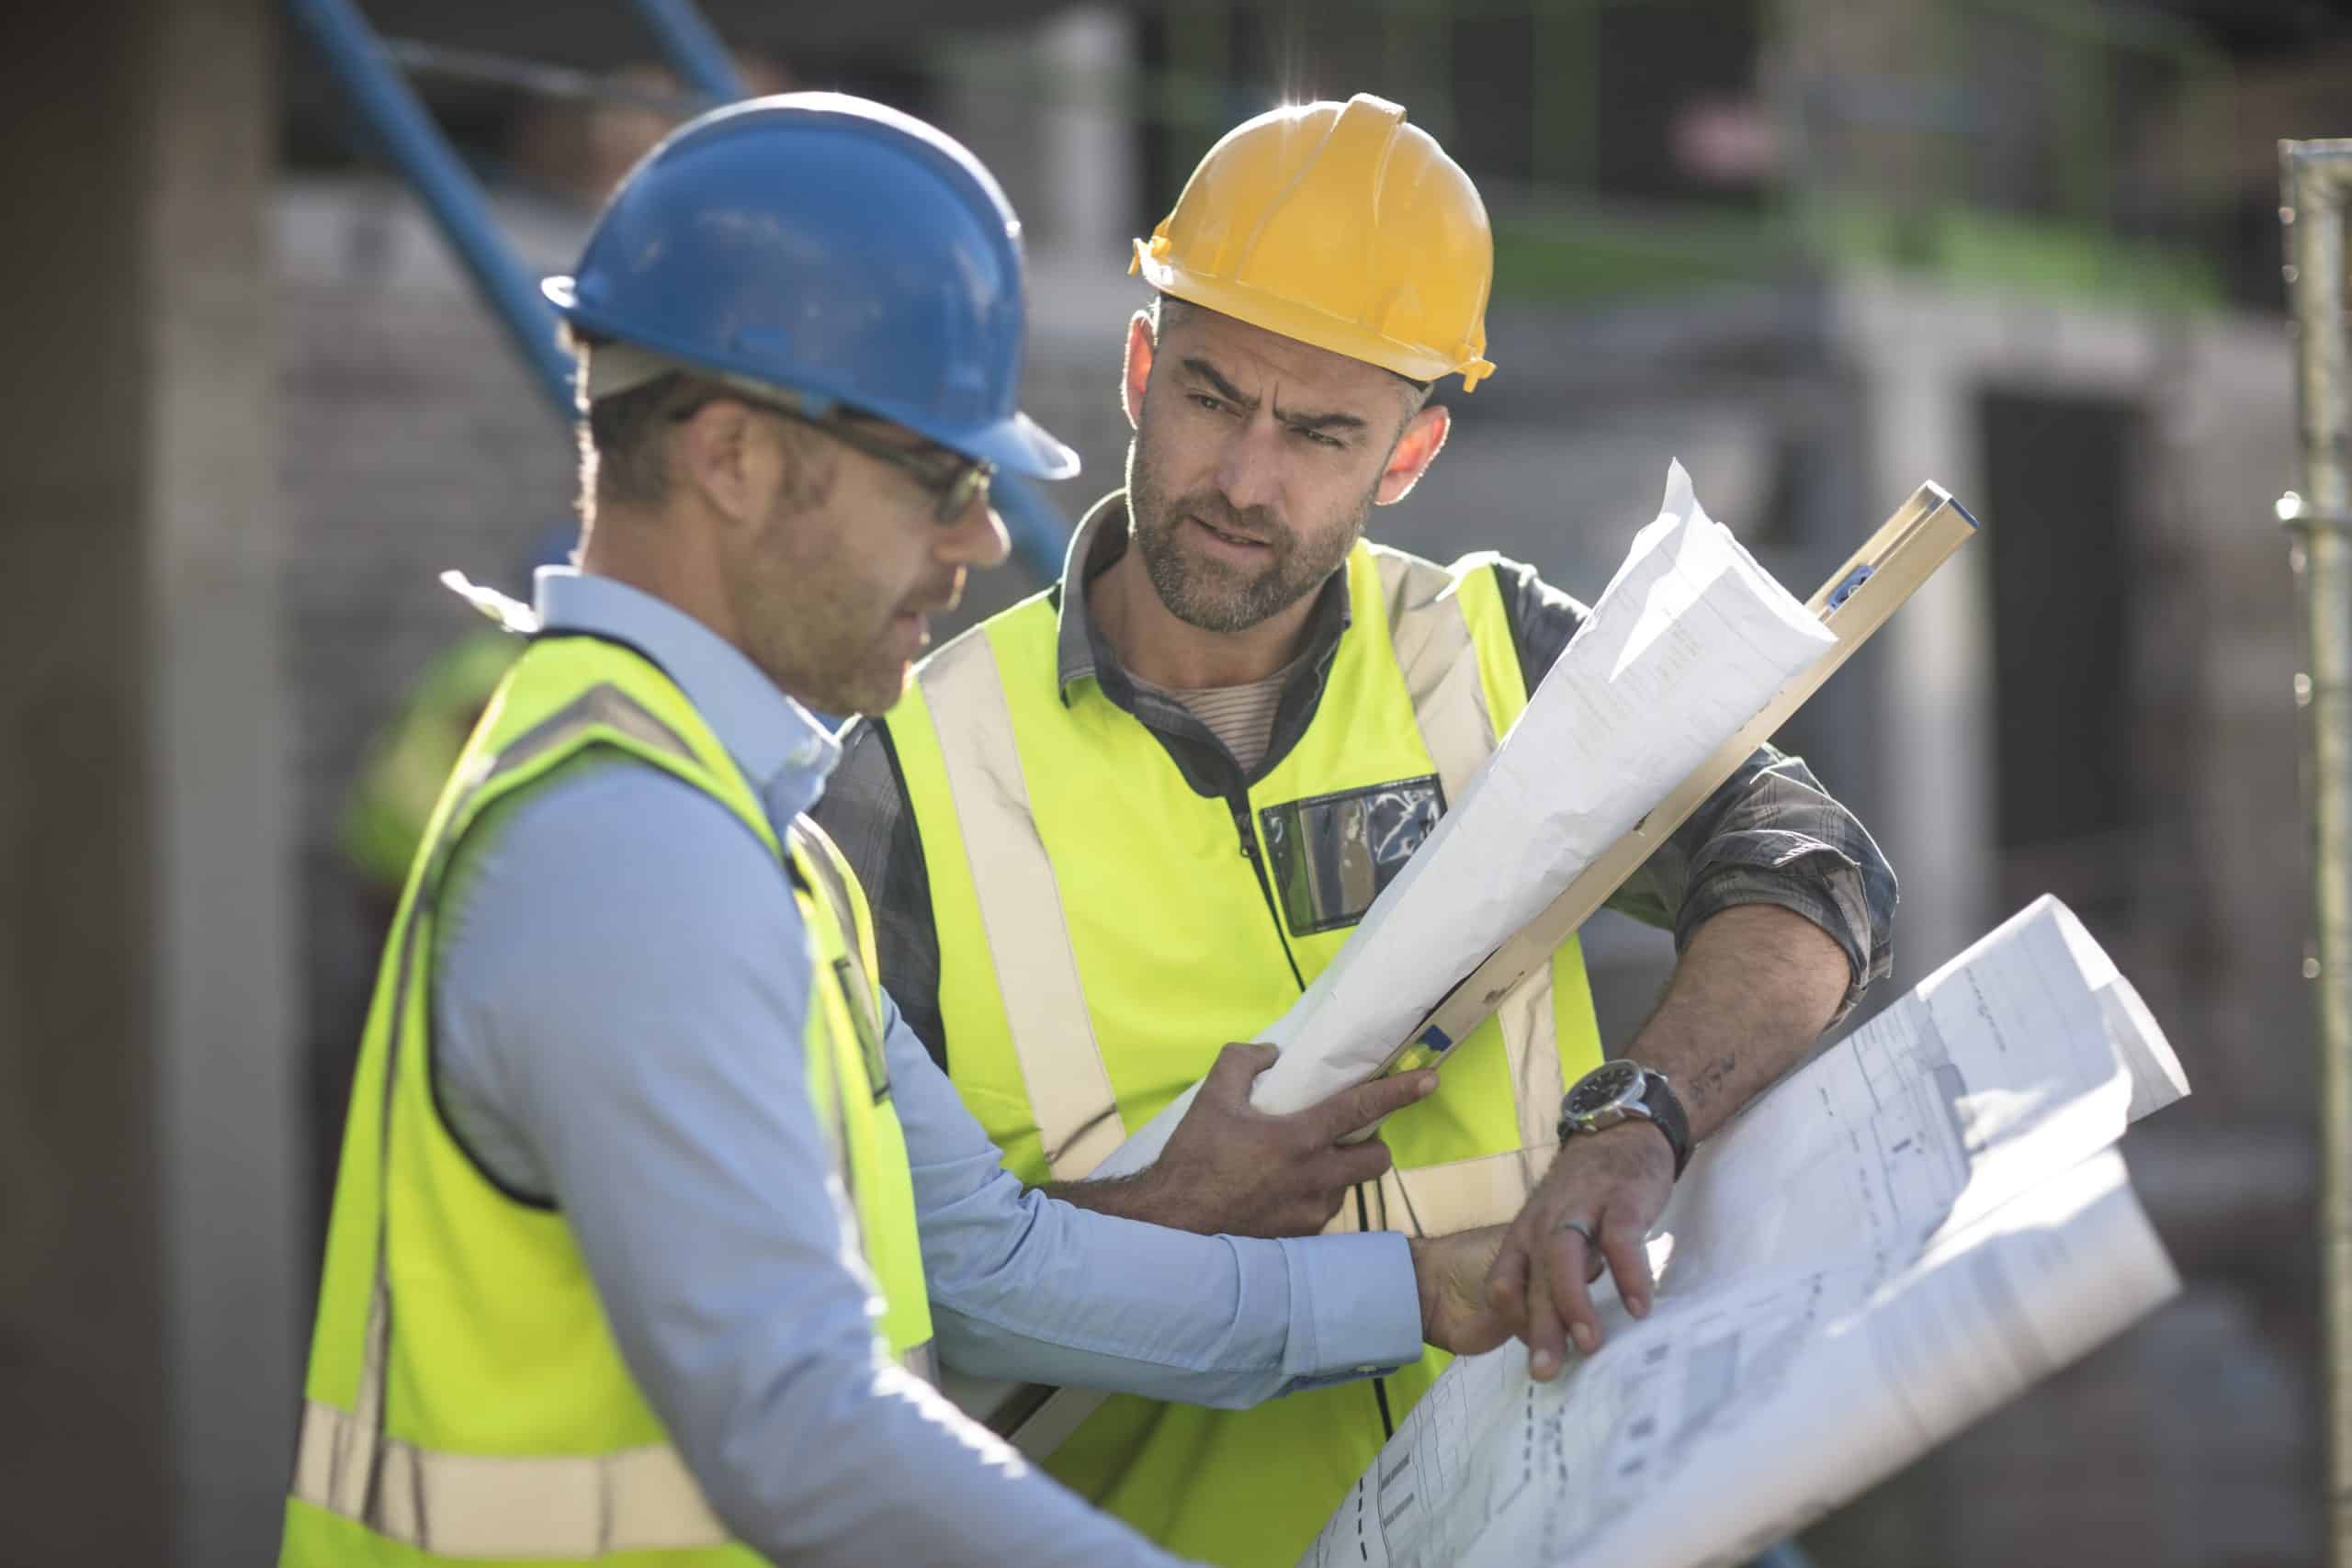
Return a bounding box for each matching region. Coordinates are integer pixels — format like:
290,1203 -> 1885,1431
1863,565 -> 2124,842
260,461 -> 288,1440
1557,1060 -> 1692,1178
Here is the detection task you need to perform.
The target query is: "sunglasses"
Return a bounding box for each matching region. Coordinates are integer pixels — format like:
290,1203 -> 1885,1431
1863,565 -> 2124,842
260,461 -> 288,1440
688,378 -> 994,524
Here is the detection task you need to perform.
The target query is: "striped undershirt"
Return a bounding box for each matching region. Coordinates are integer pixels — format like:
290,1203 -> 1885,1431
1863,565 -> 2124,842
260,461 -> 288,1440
1129,661 -> 1295,773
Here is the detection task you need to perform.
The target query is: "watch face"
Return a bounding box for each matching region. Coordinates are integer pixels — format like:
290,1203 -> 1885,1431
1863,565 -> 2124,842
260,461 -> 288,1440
1566,1060 -> 1644,1121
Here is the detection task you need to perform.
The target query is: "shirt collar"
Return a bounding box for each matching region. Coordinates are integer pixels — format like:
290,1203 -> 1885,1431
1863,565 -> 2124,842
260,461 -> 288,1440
533,567 -> 841,820
1053,491 -> 1356,705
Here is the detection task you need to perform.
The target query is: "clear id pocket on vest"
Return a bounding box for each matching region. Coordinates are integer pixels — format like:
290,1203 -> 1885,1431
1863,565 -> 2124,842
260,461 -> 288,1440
1258,775 -> 1444,936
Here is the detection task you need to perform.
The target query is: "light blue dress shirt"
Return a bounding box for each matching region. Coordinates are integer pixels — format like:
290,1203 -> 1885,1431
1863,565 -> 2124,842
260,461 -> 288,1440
428,568 -> 1422,1568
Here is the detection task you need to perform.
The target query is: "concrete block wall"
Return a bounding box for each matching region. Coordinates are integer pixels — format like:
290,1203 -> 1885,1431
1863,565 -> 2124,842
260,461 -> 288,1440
277,180 -> 580,871
275,182 -> 582,1210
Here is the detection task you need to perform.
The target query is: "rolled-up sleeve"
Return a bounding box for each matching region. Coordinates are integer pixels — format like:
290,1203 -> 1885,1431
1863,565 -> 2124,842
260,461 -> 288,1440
1492,554 -> 1897,1018
1610,745 -> 1896,1019
885,994 -> 1425,1404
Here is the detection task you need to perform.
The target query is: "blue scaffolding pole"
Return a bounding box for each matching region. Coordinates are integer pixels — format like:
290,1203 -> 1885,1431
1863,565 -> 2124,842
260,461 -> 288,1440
288,0 -> 1073,581
628,0 -> 747,101
287,0 -> 576,416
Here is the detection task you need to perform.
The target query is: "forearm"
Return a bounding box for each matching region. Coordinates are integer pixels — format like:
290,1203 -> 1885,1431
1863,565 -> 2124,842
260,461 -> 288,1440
927,1206 -> 1420,1405
1039,1170 -> 1157,1222
891,1011 -> 1421,1402
1608,748 -> 1896,1021
1503,564 -> 1894,1019
1040,1169 -> 1199,1230
1622,902 -> 1849,1140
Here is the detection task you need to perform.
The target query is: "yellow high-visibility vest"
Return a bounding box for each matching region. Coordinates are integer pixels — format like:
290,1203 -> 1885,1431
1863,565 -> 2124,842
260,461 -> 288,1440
885,531 -> 1604,1567
284,635 -> 931,1565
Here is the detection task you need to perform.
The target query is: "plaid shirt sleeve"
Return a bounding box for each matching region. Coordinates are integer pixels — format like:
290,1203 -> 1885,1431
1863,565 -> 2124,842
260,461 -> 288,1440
808,718 -> 952,1070
1492,556 -> 1897,1021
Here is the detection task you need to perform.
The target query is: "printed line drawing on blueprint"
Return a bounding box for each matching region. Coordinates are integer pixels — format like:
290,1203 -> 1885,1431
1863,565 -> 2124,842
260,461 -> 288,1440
1300,897 -> 2189,1568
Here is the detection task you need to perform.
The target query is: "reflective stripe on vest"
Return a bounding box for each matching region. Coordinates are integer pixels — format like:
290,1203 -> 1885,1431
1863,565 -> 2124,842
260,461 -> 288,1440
917,640 -> 1128,1179
1370,549 -> 1571,1189
790,814 -> 945,1384
288,656 -> 929,1563
896,541 -> 1600,1227
291,1399 -> 726,1557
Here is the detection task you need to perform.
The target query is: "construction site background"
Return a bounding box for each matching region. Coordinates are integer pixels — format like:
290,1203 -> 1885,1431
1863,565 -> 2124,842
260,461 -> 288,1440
1,1 -> 2336,1562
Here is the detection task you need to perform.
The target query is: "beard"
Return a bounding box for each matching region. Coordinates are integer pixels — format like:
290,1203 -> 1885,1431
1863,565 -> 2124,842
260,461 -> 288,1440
1125,430 -> 1372,635
728,496 -> 960,717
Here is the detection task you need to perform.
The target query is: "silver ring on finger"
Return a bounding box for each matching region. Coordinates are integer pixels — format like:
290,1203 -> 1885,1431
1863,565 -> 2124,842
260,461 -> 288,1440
1554,1219 -> 1595,1246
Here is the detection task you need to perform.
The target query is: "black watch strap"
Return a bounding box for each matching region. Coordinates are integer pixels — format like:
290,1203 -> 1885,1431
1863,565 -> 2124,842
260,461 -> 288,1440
1556,1065 -> 1693,1178
1639,1069 -> 1692,1179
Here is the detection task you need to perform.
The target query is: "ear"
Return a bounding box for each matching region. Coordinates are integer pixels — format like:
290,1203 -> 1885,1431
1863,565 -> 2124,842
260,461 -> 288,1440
673,398 -> 781,526
1374,404 -> 1451,506
1121,310 -> 1157,432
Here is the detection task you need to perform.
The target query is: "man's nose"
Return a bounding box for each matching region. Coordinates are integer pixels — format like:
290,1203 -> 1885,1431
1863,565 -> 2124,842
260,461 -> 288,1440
1214,418 -> 1286,515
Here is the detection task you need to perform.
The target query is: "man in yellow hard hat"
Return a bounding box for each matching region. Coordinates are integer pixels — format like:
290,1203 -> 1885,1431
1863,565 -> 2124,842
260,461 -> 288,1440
814,94 -> 1894,1565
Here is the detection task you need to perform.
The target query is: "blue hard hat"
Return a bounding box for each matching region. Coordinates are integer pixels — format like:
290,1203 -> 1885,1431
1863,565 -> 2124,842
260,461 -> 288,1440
544,92 -> 1078,481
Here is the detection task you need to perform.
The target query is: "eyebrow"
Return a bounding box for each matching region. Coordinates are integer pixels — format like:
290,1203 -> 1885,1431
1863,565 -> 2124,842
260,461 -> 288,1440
1181,356 -> 1371,434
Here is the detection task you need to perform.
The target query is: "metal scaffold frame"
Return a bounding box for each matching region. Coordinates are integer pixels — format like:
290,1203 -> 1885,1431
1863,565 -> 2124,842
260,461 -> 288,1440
286,0 -> 1072,581
2280,137 -> 2352,1568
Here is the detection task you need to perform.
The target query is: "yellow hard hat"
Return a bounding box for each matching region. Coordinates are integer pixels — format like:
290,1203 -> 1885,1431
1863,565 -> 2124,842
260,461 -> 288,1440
1132,94 -> 1497,391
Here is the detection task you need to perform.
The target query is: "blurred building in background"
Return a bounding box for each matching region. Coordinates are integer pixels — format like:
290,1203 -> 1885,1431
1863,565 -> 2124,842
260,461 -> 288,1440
3,0 -> 2341,1562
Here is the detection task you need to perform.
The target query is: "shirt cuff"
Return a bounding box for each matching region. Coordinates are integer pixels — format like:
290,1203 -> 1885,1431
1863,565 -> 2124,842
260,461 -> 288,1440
1274,1231 -> 1423,1389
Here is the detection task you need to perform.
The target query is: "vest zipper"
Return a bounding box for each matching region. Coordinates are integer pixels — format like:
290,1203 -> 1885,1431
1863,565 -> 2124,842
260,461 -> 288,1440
1237,791 -> 1391,1437
1228,793 -> 1306,990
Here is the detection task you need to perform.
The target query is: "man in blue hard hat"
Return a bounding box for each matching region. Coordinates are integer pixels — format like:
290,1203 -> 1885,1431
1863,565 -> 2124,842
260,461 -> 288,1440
283,93 -> 1516,1568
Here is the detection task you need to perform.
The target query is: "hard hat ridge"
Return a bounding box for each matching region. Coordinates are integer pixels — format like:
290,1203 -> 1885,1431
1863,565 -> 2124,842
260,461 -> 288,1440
1134,92 -> 1497,392
544,91 -> 1078,480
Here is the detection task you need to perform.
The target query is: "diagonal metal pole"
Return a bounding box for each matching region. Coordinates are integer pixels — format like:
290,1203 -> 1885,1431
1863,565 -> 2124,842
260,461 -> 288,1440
628,0 -> 749,101
626,0 -> 1074,583
2280,138 -> 2352,1568
296,0 -> 1073,581
286,0 -> 577,422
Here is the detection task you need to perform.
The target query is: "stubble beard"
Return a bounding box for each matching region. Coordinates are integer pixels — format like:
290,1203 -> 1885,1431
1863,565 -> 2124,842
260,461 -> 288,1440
1125,433 -> 1371,636
728,502 -> 914,718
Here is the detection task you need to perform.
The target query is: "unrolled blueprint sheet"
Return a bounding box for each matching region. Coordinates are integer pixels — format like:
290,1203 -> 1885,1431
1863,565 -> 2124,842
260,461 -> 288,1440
1091,461 -> 1834,1180
1300,897 -> 2187,1568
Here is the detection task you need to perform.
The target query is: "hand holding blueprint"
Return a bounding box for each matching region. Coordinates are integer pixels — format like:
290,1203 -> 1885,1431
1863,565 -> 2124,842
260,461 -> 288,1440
1300,896 -> 2188,1568
1091,461 -> 1835,1180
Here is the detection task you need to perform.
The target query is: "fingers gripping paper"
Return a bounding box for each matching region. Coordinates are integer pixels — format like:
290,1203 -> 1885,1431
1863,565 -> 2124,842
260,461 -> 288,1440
1089,461 -> 1837,1180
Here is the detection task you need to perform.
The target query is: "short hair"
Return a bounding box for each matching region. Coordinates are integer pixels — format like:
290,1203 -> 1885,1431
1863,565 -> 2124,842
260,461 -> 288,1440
569,333 -> 736,518
570,335 -> 842,522
582,369 -> 707,514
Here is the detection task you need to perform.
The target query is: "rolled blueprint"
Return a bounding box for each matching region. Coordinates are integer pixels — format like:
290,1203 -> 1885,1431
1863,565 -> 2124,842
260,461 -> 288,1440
1297,895 -> 2189,1568
1088,460 -> 1835,1180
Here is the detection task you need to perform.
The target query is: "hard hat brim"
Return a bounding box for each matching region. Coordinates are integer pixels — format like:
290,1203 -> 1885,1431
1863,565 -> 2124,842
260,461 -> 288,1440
1135,243 -> 1496,392
545,275 -> 1080,480
958,411 -> 1082,482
